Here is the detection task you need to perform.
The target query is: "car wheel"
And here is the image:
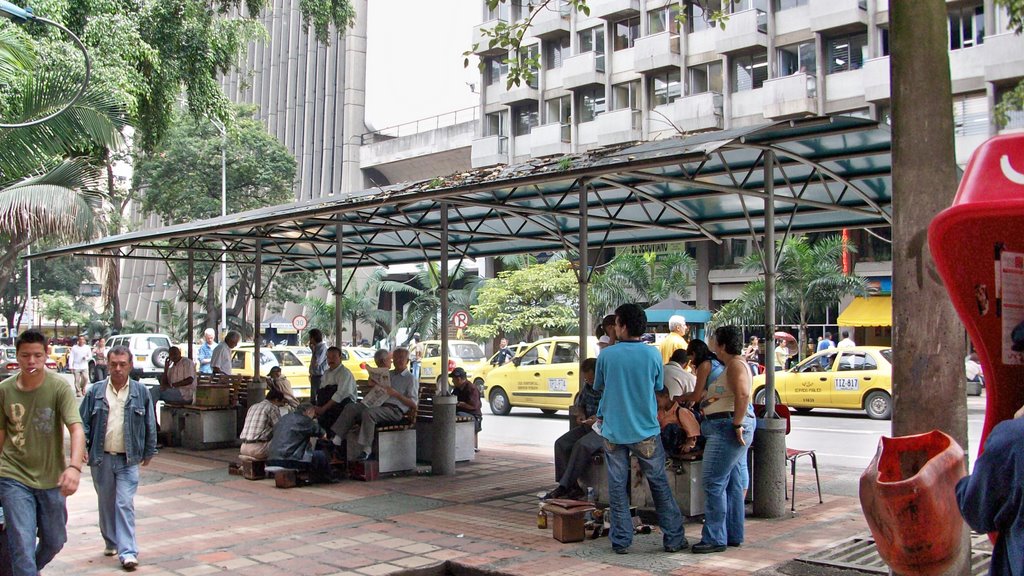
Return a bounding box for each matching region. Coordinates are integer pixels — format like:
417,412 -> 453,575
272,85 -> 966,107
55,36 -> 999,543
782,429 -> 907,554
540,409 -> 558,416
864,390 -> 892,420
474,377 -> 486,396
489,387 -> 511,416
151,347 -> 169,369
753,387 -> 780,406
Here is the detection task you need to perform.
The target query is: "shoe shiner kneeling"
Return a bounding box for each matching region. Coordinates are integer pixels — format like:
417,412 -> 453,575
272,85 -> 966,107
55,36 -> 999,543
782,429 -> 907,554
267,402 -> 334,483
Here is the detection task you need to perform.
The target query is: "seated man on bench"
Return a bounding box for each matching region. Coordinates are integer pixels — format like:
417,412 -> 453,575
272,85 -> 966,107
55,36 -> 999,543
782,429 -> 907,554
267,402 -> 333,483
149,346 -> 196,405
451,367 -> 482,450
330,347 -> 418,461
240,389 -> 288,460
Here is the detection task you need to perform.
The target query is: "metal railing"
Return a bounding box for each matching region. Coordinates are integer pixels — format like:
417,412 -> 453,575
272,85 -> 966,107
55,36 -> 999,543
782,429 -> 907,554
361,106 -> 479,145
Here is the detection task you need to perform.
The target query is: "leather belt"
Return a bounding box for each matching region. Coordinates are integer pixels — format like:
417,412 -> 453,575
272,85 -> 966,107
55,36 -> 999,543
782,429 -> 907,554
704,411 -> 735,420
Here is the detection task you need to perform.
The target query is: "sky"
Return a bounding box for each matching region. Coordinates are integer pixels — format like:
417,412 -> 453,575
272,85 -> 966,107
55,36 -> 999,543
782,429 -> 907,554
365,0 -> 481,131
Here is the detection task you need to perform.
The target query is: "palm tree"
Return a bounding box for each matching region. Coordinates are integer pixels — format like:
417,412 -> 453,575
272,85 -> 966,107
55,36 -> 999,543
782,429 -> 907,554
588,251 -> 697,323
379,263 -> 482,340
712,235 -> 868,360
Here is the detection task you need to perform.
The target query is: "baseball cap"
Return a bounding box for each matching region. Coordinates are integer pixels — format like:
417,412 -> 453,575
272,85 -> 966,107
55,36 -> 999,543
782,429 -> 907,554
449,367 -> 467,379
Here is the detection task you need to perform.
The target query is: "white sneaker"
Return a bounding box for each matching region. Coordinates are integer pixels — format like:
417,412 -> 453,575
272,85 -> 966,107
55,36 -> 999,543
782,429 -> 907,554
121,555 -> 138,571
331,435 -> 343,446
103,547 -> 116,557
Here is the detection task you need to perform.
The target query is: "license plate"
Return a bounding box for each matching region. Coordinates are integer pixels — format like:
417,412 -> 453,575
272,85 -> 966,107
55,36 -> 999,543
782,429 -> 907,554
835,378 -> 859,391
548,378 -> 567,392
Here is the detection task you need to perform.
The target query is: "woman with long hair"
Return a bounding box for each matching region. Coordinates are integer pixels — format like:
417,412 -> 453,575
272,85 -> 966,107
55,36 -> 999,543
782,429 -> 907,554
690,325 -> 756,553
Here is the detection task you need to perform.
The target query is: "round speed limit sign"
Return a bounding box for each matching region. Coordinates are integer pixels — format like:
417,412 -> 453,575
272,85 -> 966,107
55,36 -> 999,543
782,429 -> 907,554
451,310 -> 471,329
292,314 -> 308,331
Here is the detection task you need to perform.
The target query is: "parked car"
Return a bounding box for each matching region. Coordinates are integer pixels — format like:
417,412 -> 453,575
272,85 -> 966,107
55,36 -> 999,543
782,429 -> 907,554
233,346 -> 311,400
476,342 -> 528,390
343,347 -> 373,383
49,345 -> 69,372
484,336 -> 599,416
751,346 -> 893,420
104,333 -> 173,381
1,346 -> 58,380
417,340 -> 488,387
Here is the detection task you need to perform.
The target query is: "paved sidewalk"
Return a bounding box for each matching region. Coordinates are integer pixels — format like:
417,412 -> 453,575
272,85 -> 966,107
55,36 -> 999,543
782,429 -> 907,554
46,446 -> 871,575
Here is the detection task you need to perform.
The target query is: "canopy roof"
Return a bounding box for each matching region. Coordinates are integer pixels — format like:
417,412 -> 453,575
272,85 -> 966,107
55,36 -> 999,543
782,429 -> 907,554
645,296 -> 712,324
31,116 -> 893,272
837,296 -> 893,327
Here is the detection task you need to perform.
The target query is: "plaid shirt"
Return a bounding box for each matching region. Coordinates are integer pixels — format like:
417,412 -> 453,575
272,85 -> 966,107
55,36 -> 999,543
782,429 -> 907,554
575,382 -> 602,419
239,399 -> 281,443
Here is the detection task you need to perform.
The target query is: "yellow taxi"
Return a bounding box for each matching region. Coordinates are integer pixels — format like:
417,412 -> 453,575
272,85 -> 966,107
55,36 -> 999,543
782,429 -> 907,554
484,336 -> 598,416
476,342 -> 528,388
49,345 -> 69,372
279,345 -> 371,383
751,346 -> 893,420
232,346 -> 312,399
417,340 -> 488,386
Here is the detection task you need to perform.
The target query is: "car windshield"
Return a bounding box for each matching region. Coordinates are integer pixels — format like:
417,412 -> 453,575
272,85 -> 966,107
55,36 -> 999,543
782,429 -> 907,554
2,348 -> 15,360
272,351 -> 304,367
880,349 -> 893,364
450,343 -> 485,361
350,348 -> 374,359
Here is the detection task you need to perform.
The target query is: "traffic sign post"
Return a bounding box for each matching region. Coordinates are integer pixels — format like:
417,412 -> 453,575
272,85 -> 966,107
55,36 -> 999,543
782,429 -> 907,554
451,310 -> 471,330
292,314 -> 308,332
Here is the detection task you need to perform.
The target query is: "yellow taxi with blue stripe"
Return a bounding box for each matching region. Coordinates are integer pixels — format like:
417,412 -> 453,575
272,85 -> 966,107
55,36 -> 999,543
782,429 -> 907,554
751,346 -> 893,420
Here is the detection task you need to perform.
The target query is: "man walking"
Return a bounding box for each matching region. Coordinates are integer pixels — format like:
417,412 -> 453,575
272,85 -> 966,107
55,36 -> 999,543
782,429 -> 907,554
69,335 -> 93,396
211,331 -> 239,375
595,304 -> 685,555
80,346 -> 157,571
308,329 -> 328,404
0,330 -> 86,576
331,348 -> 418,461
197,329 -> 216,374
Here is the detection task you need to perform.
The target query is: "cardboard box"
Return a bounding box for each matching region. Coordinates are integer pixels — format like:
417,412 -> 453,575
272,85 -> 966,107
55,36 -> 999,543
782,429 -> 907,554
194,386 -> 231,407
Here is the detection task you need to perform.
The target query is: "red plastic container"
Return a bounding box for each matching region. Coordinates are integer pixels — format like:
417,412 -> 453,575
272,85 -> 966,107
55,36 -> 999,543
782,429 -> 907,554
860,430 -> 967,576
929,132 -> 1024,452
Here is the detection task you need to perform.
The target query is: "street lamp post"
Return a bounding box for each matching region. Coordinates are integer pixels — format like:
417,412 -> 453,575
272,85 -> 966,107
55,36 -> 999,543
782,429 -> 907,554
211,119 -> 227,334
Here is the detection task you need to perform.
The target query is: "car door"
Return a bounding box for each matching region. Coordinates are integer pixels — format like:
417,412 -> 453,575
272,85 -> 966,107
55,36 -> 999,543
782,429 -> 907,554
831,350 -> 879,408
419,343 -> 442,383
536,341 -> 579,409
784,351 -> 837,407
509,341 -> 552,407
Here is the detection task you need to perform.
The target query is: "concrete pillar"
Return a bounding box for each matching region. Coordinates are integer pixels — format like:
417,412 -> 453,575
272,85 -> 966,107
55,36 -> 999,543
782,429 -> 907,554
433,204 -> 457,476
695,242 -> 711,311
187,250 -> 195,360
341,0 -> 368,194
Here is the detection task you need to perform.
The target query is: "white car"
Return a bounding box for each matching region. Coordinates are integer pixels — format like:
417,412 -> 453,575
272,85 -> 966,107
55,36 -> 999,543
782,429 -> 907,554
104,333 -> 173,381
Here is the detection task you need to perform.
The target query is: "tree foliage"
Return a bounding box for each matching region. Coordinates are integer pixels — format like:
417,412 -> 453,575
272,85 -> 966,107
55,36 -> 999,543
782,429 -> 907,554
301,269 -> 390,344
379,263 -> 482,340
711,235 -> 867,359
468,260 -> 579,341
38,290 -> 87,333
588,251 -> 696,322
994,0 -> 1024,127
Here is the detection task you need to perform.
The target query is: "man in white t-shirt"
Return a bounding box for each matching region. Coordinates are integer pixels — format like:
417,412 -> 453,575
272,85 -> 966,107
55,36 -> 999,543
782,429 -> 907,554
663,349 -> 695,400
837,331 -> 856,349
69,336 -> 93,397
211,331 -> 240,375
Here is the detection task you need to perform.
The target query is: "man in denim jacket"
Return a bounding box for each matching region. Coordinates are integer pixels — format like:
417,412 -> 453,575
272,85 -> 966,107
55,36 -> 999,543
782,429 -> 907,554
79,345 -> 158,571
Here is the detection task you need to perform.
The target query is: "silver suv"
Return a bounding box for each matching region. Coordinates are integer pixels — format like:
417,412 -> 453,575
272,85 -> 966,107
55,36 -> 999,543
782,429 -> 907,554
104,333 -> 172,381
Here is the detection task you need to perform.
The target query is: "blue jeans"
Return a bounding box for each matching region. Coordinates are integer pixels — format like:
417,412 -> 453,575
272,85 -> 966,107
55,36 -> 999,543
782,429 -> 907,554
148,385 -> 188,404
92,453 -> 140,562
699,417 -> 755,546
411,361 -> 421,384
0,477 -> 68,576
604,435 -> 685,551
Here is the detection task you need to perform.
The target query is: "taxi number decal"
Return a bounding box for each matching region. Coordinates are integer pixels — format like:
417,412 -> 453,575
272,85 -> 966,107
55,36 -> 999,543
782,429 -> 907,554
548,378 -> 567,392
422,366 -> 435,377
835,378 -> 859,391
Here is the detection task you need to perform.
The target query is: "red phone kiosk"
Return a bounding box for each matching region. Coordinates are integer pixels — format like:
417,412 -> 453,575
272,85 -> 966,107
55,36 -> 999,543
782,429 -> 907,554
929,132 -> 1024,452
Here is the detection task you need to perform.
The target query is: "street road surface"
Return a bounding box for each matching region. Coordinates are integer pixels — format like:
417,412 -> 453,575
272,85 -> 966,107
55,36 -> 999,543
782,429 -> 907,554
480,395 -> 988,470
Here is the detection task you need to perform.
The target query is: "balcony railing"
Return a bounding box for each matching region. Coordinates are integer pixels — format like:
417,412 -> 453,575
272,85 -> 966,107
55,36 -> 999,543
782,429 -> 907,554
361,107 -> 479,145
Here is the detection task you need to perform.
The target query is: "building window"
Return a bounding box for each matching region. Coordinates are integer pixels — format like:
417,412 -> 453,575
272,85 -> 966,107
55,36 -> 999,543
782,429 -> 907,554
689,1 -> 720,33
612,80 -> 640,110
949,4 -> 984,50
729,0 -> 766,13
778,41 -> 816,75
483,56 -> 508,86
544,36 -> 570,69
826,32 -> 867,73
613,16 -> 641,51
648,4 -> 680,35
512,102 -> 539,136
773,0 -> 807,10
484,111 -> 507,137
652,70 -> 682,105
879,27 -> 890,56
578,26 -> 605,54
483,0 -> 509,21
952,93 -> 988,137
578,86 -> 606,122
519,44 -> 540,87
732,51 -> 768,92
687,61 -> 722,95
546,96 -> 571,125
995,84 -> 1024,130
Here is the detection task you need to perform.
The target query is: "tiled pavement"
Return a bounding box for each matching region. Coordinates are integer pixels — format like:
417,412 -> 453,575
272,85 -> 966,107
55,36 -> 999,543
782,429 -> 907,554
45,445 -> 871,575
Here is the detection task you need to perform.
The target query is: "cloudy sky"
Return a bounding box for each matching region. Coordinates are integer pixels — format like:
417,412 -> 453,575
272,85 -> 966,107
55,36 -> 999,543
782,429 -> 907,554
365,0 -> 481,131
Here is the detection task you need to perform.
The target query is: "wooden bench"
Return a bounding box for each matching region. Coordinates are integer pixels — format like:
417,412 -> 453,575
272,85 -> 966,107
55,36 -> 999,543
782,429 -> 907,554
336,383 -> 416,476
414,383 -> 477,463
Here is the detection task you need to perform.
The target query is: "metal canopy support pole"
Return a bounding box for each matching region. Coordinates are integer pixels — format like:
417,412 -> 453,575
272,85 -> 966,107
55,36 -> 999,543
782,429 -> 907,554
753,149 -> 787,519
187,249 -> 195,360
433,202 -> 457,476
578,182 -> 589,373
335,223 -> 344,345
253,241 -> 263,382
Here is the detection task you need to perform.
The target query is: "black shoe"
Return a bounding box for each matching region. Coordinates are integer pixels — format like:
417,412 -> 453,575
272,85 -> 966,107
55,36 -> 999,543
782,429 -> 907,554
613,547 -> 629,554
664,544 -> 686,553
565,484 -> 587,500
543,485 -> 569,500
728,542 -> 742,548
691,542 -> 727,554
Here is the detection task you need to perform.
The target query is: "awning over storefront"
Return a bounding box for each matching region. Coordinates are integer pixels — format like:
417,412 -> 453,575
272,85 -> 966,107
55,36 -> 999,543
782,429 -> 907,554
837,296 -> 892,327
645,297 -> 713,324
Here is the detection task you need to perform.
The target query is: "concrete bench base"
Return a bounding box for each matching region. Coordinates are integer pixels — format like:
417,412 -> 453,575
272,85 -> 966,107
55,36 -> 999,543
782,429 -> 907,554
345,427 -> 416,475
415,419 -> 476,463
631,457 -> 705,517
161,405 -> 237,451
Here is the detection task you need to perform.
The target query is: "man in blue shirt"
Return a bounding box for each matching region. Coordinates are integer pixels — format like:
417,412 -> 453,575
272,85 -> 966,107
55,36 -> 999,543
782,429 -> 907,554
594,303 -> 685,555
817,332 -> 835,369
197,329 -> 215,374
